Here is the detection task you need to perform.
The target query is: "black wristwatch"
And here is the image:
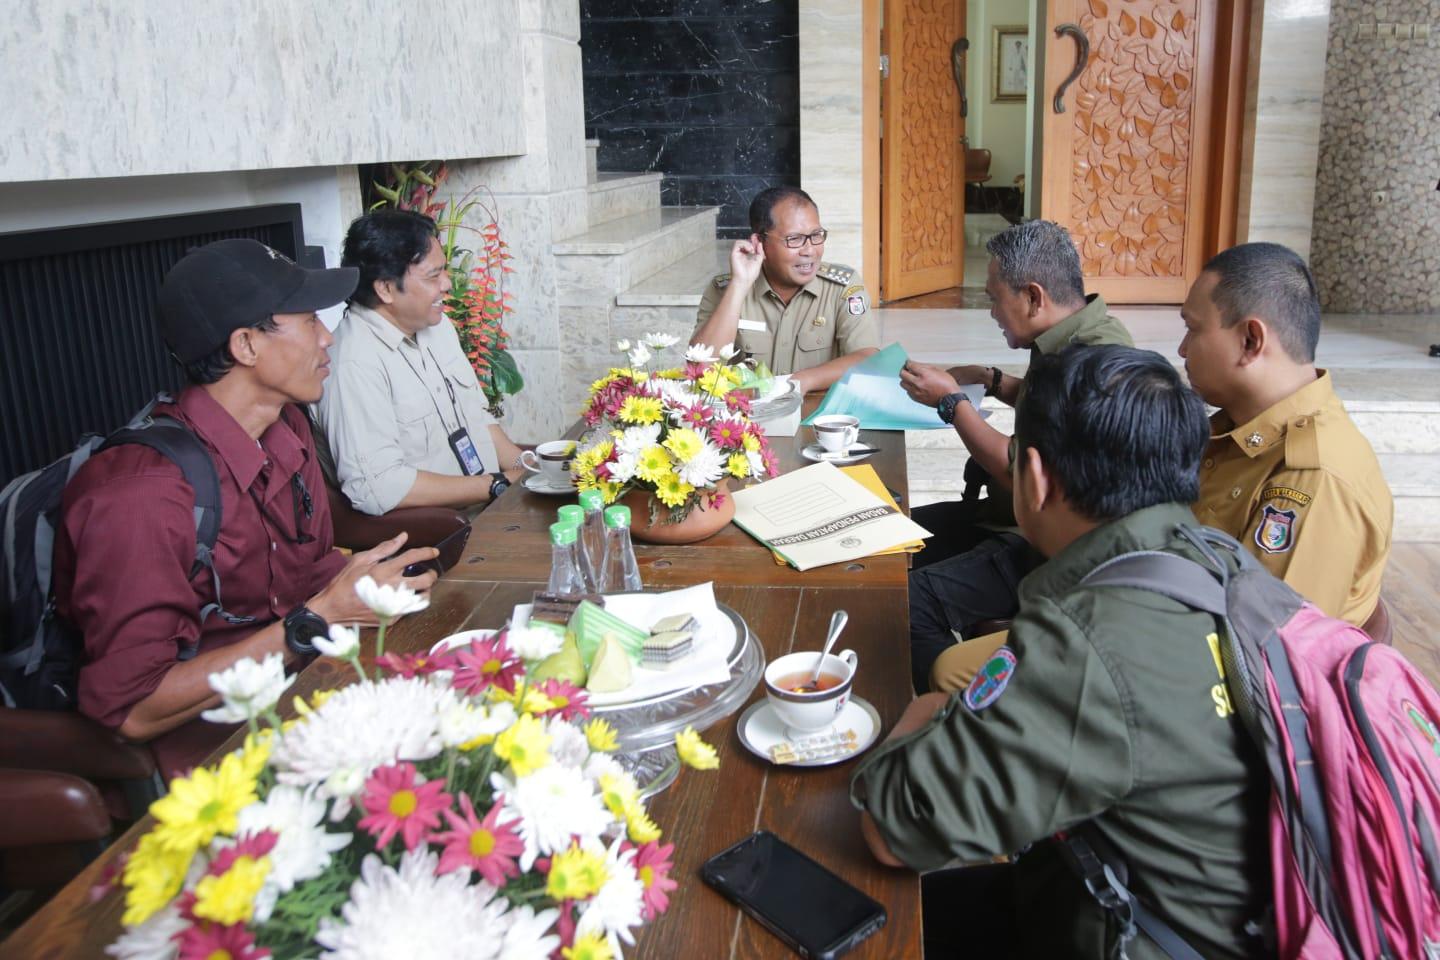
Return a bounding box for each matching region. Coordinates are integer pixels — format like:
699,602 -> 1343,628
489,472 -> 511,498
937,391 -> 971,425
283,604 -> 329,656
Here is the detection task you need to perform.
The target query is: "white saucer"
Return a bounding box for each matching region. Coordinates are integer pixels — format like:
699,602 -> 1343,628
736,695 -> 881,767
799,442 -> 877,465
430,629 -> 499,655
522,474 -> 576,496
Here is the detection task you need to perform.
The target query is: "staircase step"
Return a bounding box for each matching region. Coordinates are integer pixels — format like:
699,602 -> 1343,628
616,240 -> 731,307
555,206 -> 719,302
587,172 -> 663,227
585,139 -> 600,185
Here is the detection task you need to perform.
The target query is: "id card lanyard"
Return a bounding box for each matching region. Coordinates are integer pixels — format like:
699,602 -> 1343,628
397,343 -> 486,476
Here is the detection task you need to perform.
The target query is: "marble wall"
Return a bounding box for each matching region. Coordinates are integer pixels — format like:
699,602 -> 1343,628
1310,0 -> 1440,313
1,1 -> 526,183
580,0 -> 800,237
798,0 -> 866,275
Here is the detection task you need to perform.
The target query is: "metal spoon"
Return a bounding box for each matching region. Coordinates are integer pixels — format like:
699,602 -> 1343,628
795,609 -> 848,692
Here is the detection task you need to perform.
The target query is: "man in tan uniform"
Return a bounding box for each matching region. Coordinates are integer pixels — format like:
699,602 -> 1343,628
691,186 -> 879,393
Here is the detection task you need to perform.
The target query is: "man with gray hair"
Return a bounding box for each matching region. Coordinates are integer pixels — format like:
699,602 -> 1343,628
898,219 -> 1132,692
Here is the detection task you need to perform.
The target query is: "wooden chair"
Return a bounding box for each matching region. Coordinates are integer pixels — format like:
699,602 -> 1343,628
965,148 -> 993,213
323,478 -> 468,553
1361,594 -> 1393,646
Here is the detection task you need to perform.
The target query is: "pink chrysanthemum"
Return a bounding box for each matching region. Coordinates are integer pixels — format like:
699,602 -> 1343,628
761,445 -> 780,477
677,403 -> 713,428
377,649 -> 456,679
451,635 -> 523,696
683,361 -> 709,381
357,762 -> 452,852
533,679 -> 591,722
174,921 -> 270,960
708,420 -> 745,449
433,793 -> 525,887
205,830 -> 278,878
629,841 -> 679,920
724,391 -> 753,415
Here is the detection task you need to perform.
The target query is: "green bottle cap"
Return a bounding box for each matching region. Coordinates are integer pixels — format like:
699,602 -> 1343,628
578,488 -> 604,511
603,505 -> 632,528
557,504 -> 584,526
549,522 -> 579,546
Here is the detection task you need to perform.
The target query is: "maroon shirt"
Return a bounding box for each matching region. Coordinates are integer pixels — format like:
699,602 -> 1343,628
53,387 -> 346,778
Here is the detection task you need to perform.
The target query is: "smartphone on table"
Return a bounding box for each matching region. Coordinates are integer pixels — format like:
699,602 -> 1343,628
402,524 -> 471,578
701,830 -> 887,959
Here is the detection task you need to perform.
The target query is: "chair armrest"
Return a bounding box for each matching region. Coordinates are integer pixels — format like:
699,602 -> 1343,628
0,709 -> 155,781
1362,595 -> 1392,646
0,769 -> 111,847
325,482 -> 468,551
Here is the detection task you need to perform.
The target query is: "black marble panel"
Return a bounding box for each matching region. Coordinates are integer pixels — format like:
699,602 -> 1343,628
582,0 -> 799,240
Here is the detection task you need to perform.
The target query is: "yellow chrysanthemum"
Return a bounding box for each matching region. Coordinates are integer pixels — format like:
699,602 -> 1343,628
597,480 -> 624,504
741,432 -> 761,453
675,726 -> 720,770
120,831 -> 194,926
237,729 -> 274,783
192,854 -> 272,926
563,933 -> 614,960
625,803 -> 662,844
656,367 -> 685,380
589,371 -> 623,394
727,452 -> 751,478
493,713 -> 552,778
506,686 -> 556,716
149,751 -> 259,855
584,717 -> 619,752
617,396 -> 663,425
598,772 -> 640,819
546,843 -> 609,901
663,427 -> 704,463
634,445 -> 673,484
654,473 -> 695,509
698,368 -> 733,396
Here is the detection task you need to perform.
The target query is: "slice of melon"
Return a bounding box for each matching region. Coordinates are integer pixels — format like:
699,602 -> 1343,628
586,633 -> 633,693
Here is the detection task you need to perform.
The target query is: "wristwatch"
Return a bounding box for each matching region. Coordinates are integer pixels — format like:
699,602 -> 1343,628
283,604 -> 329,656
986,366 -> 1004,398
937,391 -> 971,425
489,472 -> 511,498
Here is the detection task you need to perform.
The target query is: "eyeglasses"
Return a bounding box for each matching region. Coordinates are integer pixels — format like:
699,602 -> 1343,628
764,229 -> 829,249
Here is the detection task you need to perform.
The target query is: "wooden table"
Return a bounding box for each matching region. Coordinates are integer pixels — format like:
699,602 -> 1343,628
5,400 -> 922,959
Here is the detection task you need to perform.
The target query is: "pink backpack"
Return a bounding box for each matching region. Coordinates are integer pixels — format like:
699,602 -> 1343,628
1073,525 -> 1440,960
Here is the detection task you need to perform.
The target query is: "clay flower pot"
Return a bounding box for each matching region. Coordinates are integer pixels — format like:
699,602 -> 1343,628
622,480 -> 735,544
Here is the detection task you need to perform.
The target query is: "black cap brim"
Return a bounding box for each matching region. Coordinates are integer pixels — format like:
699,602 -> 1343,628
274,266 -> 360,315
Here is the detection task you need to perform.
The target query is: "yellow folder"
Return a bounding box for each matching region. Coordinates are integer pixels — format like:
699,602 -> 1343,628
771,463 -> 924,565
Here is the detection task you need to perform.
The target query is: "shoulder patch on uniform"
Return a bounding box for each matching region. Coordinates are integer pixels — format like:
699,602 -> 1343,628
963,646 -> 1018,712
712,273 -> 731,290
817,262 -> 855,284
1261,485 -> 1313,507
842,282 -> 868,316
1255,505 -> 1297,554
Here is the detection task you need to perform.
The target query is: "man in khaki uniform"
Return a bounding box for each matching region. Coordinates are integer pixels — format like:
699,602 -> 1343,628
1181,242 -> 1392,626
692,186 -> 879,393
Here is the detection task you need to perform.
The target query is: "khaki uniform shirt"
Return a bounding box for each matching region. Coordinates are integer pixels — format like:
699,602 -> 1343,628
1194,371 -> 1392,626
693,263 -> 881,375
979,294 -> 1134,529
313,303 -> 498,516
853,503 -> 1269,960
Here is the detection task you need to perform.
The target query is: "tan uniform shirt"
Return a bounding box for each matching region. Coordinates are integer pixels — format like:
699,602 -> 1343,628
313,303 -> 499,517
1193,371 -> 1392,625
693,262 -> 881,375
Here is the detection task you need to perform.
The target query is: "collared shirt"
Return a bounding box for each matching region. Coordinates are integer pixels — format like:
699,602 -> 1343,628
854,503 -> 1269,960
693,262 -> 881,375
314,303 -> 499,516
53,387 -> 346,778
1194,370 -> 1392,625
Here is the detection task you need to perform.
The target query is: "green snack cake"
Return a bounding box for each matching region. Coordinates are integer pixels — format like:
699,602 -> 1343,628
567,600 -> 646,666
531,633 -> 587,686
586,633 -> 632,693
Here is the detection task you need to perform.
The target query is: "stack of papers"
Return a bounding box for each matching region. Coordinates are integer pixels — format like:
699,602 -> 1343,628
803,342 -> 985,431
769,464 -> 923,564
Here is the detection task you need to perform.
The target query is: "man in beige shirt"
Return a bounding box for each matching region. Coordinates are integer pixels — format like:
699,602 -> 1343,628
692,186 -> 880,392
314,210 -> 526,516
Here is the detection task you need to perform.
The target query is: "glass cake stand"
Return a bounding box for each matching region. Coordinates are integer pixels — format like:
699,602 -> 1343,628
591,603 -> 763,796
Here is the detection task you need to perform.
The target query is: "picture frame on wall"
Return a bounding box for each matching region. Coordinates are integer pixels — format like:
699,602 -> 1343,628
993,26 -> 1028,102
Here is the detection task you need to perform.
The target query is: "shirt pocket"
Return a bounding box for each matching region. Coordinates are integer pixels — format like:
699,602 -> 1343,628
795,321 -> 836,363
738,329 -> 776,366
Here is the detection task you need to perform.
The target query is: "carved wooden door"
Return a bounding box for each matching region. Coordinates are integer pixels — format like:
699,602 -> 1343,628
881,0 -> 967,301
1040,0 -> 1226,303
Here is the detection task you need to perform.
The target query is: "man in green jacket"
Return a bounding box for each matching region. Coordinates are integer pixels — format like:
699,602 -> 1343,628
855,344 -> 1270,959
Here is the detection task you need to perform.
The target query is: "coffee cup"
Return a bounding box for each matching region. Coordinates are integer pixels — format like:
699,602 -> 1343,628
519,440 -> 576,486
764,648 -> 859,733
812,415 -> 860,454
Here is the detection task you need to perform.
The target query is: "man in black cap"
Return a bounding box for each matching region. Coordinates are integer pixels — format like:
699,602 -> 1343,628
53,239 -> 439,778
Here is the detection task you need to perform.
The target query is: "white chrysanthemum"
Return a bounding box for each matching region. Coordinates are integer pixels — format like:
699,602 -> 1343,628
627,344 -> 651,368
677,441 -> 726,488
498,904 -> 561,960
491,765 -> 611,871
316,849 -> 512,960
614,423 -> 662,456
641,332 -> 680,350
236,785 -> 352,894
271,676 -> 446,794
506,625 -> 563,663
354,575 -> 429,618
202,652 -> 291,723
613,338 -> 631,352
747,448 -> 766,478
576,839 -> 646,952
106,904 -> 183,959
609,452 -> 638,484
546,718 -> 591,769
684,343 -> 717,364
317,624 -> 361,659
583,750 -> 627,785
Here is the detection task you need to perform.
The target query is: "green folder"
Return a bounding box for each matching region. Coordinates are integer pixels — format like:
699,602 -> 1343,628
801,342 -> 955,430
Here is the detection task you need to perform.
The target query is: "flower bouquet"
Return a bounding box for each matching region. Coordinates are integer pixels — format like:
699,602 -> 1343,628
572,335 -> 780,528
105,578 -> 719,960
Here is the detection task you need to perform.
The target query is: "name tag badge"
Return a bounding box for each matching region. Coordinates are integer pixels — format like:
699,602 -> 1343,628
738,318 -> 767,332
449,428 -> 485,476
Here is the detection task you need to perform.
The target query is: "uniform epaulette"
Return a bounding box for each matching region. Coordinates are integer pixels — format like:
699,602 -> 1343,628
712,273 -> 731,290
817,263 -> 855,284
1283,414 -> 1323,470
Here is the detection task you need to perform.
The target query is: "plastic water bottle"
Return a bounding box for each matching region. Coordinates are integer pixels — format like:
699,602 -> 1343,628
599,505 -> 642,593
557,504 -> 598,591
547,522 -> 587,595
577,488 -> 607,582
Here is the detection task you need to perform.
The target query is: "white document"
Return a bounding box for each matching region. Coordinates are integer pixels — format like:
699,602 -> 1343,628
731,461 -> 932,571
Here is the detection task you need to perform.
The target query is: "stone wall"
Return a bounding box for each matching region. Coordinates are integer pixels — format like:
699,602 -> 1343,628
1310,2 -> 1440,313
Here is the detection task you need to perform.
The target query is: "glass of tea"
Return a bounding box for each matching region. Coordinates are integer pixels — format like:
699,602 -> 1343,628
763,649 -> 858,732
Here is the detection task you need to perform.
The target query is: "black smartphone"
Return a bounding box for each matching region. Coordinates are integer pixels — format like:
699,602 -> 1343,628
403,524 -> 471,578
701,831 -> 887,959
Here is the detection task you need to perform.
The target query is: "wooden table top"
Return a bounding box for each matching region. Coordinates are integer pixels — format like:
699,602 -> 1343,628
4,400 -> 922,959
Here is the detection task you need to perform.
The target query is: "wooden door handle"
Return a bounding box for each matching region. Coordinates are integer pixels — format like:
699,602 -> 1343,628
951,38 -> 970,120
1052,23 -> 1090,114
